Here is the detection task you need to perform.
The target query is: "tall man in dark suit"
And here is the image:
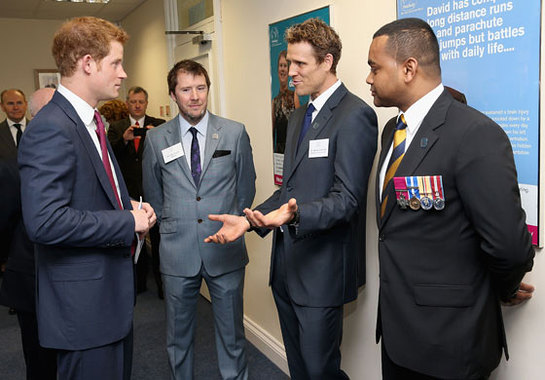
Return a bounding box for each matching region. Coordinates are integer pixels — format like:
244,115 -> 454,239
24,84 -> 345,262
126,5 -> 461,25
18,16 -> 156,380
206,18 -> 378,379
0,87 -> 57,380
0,88 -> 29,272
108,86 -> 165,296
367,18 -> 535,379
143,60 -> 256,380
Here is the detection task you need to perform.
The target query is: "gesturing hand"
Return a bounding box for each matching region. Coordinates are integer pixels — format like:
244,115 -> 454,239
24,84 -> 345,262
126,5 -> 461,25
244,198 -> 298,229
204,214 -> 249,244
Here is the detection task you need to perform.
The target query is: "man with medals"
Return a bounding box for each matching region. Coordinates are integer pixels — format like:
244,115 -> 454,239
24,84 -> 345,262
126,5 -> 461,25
368,18 -> 534,379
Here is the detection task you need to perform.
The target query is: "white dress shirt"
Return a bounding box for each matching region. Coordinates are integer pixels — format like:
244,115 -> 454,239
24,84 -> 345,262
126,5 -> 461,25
379,83 -> 444,198
7,118 -> 26,145
179,111 -> 209,168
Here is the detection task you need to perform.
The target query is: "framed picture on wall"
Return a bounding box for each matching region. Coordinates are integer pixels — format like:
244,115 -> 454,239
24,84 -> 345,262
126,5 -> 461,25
34,69 -> 60,90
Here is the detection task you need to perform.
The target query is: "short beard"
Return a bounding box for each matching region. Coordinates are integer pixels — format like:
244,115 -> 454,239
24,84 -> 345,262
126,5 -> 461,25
181,108 -> 206,125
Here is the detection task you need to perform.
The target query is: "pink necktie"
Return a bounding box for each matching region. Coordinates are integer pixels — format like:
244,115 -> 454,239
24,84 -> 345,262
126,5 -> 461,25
94,110 -> 122,209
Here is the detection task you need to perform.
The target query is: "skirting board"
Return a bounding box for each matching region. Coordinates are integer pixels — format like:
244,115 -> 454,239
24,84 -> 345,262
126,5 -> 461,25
244,316 -> 289,375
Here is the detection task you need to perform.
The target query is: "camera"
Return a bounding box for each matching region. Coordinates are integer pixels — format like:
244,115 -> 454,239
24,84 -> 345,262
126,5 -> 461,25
133,127 -> 147,137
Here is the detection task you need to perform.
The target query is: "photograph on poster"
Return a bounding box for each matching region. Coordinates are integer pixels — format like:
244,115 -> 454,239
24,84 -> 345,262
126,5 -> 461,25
268,6 -> 330,186
397,0 -> 541,245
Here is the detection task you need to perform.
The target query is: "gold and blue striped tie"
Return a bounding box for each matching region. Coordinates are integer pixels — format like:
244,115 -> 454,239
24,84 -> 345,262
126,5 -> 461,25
380,114 -> 407,218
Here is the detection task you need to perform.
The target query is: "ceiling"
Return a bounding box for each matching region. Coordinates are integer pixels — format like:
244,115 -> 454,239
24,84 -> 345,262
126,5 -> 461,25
0,0 -> 149,23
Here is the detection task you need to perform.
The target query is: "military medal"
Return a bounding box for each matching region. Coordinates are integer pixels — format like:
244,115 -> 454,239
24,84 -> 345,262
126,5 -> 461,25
432,175 -> 445,210
396,191 -> 409,209
393,177 -> 410,210
406,176 -> 421,211
419,176 -> 433,210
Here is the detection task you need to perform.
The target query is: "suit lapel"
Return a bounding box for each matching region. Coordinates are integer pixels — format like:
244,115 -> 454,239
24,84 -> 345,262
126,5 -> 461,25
0,120 -> 17,158
200,113 -> 221,182
375,117 -> 396,225
284,84 -> 347,184
379,90 -> 451,226
163,117 -> 195,188
53,93 -> 125,210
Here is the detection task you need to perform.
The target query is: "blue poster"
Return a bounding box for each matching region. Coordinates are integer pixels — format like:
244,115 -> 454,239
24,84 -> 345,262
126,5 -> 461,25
397,0 -> 541,244
269,6 -> 330,185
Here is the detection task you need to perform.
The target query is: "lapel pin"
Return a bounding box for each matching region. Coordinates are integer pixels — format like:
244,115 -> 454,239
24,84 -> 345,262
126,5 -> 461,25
420,137 -> 428,148
212,133 -> 219,139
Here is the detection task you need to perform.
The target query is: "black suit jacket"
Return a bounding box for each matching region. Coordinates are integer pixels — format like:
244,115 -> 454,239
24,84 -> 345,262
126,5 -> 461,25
0,157 -> 36,312
376,89 -> 534,378
0,119 -> 18,160
108,115 -> 165,198
256,83 -> 377,307
0,119 -> 27,264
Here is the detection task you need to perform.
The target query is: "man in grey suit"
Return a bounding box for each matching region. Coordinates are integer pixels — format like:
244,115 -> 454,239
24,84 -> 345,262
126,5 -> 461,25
143,59 -> 256,380
206,18 -> 377,379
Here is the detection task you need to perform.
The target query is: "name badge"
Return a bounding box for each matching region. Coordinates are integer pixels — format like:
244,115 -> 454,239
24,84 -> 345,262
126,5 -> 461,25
162,143 -> 184,164
308,138 -> 329,158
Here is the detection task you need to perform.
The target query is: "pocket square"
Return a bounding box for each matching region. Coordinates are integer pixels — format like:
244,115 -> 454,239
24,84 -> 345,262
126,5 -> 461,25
212,150 -> 231,158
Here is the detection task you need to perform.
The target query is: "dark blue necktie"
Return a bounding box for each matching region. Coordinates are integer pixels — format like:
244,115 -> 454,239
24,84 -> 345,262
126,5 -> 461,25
189,127 -> 201,185
297,103 -> 316,150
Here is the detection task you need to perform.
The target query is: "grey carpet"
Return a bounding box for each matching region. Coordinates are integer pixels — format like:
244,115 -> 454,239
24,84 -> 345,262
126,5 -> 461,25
0,273 -> 289,379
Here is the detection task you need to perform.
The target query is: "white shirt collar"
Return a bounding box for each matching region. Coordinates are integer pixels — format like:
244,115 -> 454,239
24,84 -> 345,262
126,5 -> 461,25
179,111 -> 209,137
401,83 -> 444,136
309,79 -> 342,115
57,84 -> 96,126
7,118 -> 26,127
129,115 -> 145,126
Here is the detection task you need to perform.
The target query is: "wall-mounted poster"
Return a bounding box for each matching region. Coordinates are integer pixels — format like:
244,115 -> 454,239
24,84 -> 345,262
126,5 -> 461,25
397,0 -> 541,245
269,6 -> 330,186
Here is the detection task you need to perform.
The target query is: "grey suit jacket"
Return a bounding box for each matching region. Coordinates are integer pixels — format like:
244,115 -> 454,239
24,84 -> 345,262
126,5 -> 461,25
143,113 -> 256,277
256,83 -> 378,307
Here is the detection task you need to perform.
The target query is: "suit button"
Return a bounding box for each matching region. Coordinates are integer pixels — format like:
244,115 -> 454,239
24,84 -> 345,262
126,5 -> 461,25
196,196 -> 201,201
198,219 -> 203,223
379,234 -> 385,242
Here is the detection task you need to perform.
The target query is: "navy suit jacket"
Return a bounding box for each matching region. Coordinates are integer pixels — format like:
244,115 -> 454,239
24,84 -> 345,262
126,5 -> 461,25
18,91 -> 136,351
256,83 -> 377,307
376,90 -> 534,378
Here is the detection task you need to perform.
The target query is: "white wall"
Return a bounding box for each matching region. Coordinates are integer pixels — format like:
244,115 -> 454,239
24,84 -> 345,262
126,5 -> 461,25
218,1 -> 545,379
120,0 -> 172,121
0,18 -> 63,120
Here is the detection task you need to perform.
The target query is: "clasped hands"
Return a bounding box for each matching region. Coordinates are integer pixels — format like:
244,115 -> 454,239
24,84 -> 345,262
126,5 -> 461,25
502,282 -> 535,306
204,198 -> 298,244
130,200 -> 156,239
